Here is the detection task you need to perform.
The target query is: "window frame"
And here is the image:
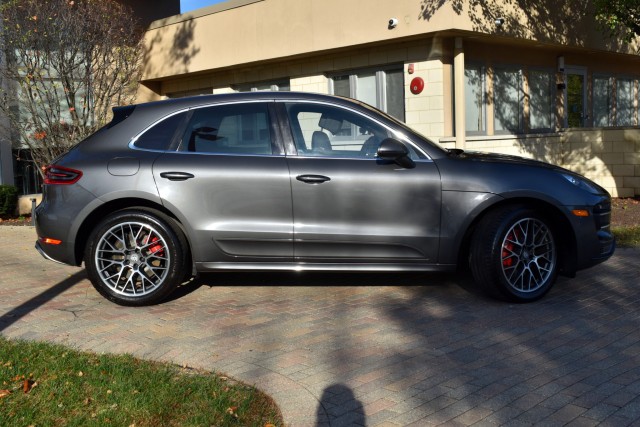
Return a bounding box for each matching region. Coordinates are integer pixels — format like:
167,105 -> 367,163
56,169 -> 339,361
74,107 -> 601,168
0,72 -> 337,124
527,68 -> 555,133
281,100 -> 427,161
464,63 -> 487,136
328,65 -> 405,121
614,76 -> 636,127
592,74 -> 613,128
492,66 -> 524,134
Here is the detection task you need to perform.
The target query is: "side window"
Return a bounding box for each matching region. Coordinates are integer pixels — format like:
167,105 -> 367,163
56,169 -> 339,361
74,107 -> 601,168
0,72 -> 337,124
133,111 -> 187,151
286,103 -> 419,159
180,103 -> 273,155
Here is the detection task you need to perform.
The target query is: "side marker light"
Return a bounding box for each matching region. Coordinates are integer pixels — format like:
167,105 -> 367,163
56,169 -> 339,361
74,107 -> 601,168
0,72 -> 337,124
41,237 -> 62,245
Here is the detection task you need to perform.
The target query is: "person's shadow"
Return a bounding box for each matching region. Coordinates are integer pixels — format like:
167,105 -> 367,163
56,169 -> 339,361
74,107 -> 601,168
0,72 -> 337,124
316,383 -> 366,426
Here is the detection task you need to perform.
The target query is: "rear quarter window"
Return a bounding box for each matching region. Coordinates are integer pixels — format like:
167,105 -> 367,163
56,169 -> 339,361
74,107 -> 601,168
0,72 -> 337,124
133,111 -> 188,151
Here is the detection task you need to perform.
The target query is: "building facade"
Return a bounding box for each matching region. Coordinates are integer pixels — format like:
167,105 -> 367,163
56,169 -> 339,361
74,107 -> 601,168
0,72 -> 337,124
140,0 -> 640,197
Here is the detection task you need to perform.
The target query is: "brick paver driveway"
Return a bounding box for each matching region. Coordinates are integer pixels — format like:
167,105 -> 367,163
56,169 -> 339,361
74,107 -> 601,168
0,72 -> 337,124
1,226 -> 640,426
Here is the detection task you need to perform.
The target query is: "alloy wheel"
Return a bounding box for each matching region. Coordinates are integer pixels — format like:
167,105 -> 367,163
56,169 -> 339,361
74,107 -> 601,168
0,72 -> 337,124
94,221 -> 170,297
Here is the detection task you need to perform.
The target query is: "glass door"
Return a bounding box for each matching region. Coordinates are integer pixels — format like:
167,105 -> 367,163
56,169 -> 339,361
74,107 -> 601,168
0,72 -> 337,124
564,67 -> 587,128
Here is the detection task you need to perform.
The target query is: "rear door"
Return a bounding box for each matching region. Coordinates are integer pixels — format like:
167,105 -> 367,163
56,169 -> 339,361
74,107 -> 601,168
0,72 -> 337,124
152,101 -> 293,264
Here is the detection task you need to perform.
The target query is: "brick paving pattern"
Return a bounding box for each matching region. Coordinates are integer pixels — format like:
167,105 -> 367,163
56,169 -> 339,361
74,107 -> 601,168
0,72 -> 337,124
1,226 -> 639,426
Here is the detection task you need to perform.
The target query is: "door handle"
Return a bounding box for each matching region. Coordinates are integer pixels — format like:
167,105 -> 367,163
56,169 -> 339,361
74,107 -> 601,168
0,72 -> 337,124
296,174 -> 331,184
160,172 -> 195,181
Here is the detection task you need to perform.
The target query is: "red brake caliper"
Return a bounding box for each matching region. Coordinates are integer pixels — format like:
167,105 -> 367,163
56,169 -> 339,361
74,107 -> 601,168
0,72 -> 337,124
502,232 -> 514,267
142,233 -> 164,258
148,237 -> 165,256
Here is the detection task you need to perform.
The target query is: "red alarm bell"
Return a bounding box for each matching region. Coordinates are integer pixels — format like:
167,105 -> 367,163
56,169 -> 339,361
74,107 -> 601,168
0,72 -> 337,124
410,77 -> 424,95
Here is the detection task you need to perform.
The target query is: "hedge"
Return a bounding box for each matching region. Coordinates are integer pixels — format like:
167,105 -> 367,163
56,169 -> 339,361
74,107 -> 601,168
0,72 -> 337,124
0,185 -> 18,216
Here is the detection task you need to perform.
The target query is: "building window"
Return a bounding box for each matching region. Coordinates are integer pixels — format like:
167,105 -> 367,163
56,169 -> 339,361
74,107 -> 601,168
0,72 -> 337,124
593,76 -> 612,127
616,78 -> 635,126
166,88 -> 213,98
330,67 -> 405,121
528,70 -> 554,131
493,67 -> 523,133
464,65 -> 485,135
236,80 -> 290,92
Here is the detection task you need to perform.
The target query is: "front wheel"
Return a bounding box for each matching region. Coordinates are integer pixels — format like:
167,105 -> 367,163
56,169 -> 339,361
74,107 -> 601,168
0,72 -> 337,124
470,207 -> 558,302
84,209 -> 189,306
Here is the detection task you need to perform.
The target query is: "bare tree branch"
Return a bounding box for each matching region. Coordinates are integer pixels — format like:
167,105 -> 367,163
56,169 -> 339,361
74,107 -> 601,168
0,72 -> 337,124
0,0 -> 144,174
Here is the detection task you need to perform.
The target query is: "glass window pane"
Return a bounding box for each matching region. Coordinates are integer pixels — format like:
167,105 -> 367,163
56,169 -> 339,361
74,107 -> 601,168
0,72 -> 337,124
616,79 -> 634,126
356,73 -> 377,107
333,75 -> 350,98
593,76 -> 611,127
529,70 -> 553,130
567,73 -> 585,127
464,66 -> 485,134
181,103 -> 272,155
385,69 -> 405,121
135,112 -> 187,151
236,80 -> 290,92
285,102 -> 396,159
494,68 -> 522,133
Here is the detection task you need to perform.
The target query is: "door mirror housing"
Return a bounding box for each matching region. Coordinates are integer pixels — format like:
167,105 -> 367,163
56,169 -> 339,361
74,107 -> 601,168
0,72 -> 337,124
377,138 -> 415,169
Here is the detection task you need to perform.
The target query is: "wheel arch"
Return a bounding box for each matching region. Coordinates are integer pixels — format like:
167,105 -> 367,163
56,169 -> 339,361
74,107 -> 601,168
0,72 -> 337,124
73,198 -> 192,268
457,197 -> 578,276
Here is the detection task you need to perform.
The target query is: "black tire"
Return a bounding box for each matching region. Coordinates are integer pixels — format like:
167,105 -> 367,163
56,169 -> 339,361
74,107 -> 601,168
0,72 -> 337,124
470,206 -> 558,302
84,208 -> 189,306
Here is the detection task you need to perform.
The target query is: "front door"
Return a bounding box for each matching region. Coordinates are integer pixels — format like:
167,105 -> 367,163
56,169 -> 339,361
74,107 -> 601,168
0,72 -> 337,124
283,102 -> 441,263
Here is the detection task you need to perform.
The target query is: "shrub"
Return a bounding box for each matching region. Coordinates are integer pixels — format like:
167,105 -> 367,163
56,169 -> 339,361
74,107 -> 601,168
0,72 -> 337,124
0,185 -> 18,216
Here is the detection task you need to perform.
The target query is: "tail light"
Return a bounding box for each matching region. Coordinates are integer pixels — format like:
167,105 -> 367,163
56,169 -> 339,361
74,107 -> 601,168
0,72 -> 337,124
43,165 -> 83,185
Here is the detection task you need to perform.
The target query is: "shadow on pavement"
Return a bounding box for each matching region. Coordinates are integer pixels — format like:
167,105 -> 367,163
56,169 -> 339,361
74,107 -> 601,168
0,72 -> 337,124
0,270 -> 87,333
316,383 -> 366,427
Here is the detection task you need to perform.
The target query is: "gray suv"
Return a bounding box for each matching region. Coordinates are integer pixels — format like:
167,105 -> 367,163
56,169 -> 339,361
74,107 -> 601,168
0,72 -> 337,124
35,92 -> 615,305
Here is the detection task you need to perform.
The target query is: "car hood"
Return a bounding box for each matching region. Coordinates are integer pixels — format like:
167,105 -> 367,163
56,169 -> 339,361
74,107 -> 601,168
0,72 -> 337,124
447,149 -> 558,170
438,148 -> 586,195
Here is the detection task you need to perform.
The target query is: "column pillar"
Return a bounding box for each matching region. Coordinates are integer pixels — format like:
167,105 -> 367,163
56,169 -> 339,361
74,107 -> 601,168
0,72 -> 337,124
453,37 -> 466,149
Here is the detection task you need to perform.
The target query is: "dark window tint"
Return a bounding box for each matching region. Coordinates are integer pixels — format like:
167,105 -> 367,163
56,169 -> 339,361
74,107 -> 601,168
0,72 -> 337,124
181,103 -> 272,155
134,112 -> 187,151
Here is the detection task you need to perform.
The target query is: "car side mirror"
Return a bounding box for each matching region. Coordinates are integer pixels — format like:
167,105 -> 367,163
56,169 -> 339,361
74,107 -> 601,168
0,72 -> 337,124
377,138 -> 415,169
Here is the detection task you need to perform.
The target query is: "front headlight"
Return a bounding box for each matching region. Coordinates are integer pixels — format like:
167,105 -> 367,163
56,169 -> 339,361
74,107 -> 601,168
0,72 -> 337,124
561,173 -> 602,195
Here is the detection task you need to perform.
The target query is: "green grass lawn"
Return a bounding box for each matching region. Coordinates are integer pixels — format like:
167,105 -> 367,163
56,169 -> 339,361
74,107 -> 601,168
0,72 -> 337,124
613,225 -> 640,248
0,337 -> 282,426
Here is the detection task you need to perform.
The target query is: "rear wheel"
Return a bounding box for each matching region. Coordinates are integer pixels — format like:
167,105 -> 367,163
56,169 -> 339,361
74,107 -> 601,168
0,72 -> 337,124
84,209 -> 189,306
470,206 -> 558,302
